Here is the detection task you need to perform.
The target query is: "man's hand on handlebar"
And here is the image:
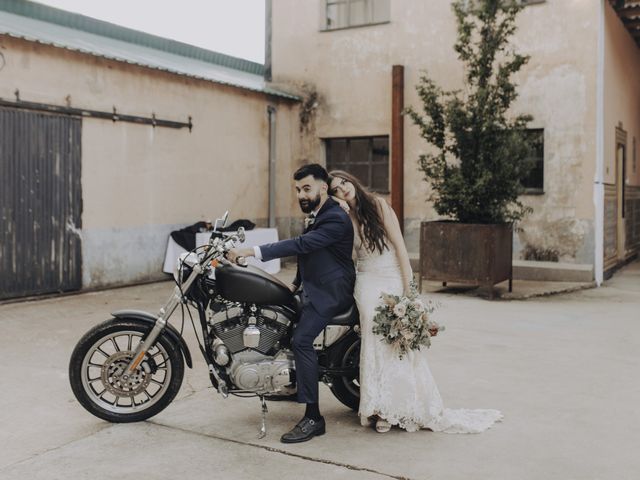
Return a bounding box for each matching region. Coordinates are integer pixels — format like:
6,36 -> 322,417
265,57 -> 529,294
227,247 -> 255,265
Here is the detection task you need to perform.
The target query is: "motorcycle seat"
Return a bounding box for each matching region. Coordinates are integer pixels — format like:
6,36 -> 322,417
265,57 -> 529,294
328,303 -> 359,326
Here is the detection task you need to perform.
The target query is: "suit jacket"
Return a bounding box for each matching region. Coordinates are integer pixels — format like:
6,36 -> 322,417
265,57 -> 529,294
259,198 -> 355,317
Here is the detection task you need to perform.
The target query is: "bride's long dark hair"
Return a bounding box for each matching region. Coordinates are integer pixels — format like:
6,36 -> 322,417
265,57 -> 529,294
329,170 -> 388,254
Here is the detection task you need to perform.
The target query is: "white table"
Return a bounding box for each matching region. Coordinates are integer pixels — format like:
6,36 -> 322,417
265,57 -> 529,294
196,228 -> 280,274
163,228 -> 281,275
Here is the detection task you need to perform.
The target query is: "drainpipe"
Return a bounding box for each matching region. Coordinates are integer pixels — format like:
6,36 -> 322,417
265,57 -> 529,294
264,0 -> 272,82
268,105 -> 277,228
265,0 -> 275,228
391,65 -> 405,233
594,0 -> 605,286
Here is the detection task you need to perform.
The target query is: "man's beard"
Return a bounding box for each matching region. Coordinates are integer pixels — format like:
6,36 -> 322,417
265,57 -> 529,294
299,194 -> 321,214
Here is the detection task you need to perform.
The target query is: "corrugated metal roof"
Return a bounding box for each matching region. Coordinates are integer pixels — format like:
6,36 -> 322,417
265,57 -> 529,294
0,2 -> 299,101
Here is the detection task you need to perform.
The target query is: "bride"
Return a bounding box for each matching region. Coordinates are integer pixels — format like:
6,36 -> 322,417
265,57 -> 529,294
329,170 -> 503,434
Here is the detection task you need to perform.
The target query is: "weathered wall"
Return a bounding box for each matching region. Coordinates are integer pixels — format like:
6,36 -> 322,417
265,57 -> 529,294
509,1 -> 599,265
603,2 -> 640,188
603,1 -> 640,260
271,0 -> 600,266
0,36 -> 299,288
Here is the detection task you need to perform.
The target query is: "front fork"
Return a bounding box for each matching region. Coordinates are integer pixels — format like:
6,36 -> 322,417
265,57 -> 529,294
122,263 -> 205,378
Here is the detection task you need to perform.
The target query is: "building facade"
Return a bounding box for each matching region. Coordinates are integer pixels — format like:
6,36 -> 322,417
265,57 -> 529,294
0,1 -> 300,299
269,0 -> 640,283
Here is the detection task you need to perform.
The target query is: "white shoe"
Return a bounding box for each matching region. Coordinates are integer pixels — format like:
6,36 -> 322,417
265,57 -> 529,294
375,418 -> 391,433
362,415 -> 376,428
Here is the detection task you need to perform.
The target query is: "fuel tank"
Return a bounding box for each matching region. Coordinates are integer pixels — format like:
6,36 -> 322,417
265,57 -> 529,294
215,264 -> 294,305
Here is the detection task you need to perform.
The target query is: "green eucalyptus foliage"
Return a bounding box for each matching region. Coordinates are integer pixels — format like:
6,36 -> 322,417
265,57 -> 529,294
406,0 -> 535,224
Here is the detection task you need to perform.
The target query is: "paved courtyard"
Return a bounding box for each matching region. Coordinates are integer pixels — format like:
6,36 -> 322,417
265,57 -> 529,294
0,262 -> 638,480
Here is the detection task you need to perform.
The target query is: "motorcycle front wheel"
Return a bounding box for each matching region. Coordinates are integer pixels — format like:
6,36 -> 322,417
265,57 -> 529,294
69,318 -> 184,423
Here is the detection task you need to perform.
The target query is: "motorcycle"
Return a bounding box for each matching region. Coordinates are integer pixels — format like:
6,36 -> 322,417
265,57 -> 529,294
68,212 -> 361,437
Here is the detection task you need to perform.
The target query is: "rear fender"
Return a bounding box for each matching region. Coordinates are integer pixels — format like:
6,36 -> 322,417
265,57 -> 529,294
320,329 -> 360,373
111,309 -> 193,369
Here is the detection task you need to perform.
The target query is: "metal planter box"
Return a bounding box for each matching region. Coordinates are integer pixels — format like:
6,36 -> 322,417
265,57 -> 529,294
419,221 -> 513,296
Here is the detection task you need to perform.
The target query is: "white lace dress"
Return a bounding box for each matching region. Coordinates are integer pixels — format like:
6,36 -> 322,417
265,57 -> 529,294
354,232 -> 503,433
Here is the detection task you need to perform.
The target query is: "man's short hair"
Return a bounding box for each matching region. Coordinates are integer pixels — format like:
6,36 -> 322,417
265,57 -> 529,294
293,163 -> 329,184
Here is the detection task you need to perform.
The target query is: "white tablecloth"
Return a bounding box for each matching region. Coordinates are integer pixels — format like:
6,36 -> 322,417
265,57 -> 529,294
163,228 -> 281,275
196,228 -> 280,274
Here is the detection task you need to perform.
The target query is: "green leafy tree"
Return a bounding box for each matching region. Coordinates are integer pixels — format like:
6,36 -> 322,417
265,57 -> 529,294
406,0 -> 534,224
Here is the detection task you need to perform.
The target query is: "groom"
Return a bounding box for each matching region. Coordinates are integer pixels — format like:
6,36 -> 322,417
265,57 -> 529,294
228,163 -> 355,443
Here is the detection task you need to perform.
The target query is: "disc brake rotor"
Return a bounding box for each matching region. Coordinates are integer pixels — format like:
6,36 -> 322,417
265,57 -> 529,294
101,351 -> 152,397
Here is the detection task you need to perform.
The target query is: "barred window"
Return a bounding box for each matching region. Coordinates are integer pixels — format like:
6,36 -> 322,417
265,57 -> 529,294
463,0 -> 545,8
522,129 -> 544,193
325,136 -> 389,193
322,0 -> 390,31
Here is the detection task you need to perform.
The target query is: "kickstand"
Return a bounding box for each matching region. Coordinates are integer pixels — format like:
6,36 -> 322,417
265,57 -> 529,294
258,395 -> 268,439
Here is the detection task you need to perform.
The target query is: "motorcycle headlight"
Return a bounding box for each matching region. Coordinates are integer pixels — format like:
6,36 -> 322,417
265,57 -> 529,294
172,260 -> 181,283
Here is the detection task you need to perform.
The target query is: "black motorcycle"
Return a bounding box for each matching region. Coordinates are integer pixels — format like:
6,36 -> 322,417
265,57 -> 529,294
68,212 -> 360,436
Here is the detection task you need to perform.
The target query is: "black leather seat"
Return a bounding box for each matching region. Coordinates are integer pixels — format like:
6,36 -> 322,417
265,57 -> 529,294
328,303 -> 359,325
290,296 -> 358,326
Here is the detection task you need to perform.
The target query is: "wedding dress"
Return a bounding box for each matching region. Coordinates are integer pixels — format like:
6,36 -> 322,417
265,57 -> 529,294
354,230 -> 503,433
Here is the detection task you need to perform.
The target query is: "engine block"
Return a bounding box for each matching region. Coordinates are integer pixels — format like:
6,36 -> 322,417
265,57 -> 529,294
228,351 -> 295,394
209,306 -> 291,354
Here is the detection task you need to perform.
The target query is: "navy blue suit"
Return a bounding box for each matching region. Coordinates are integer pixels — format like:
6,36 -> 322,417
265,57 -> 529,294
259,197 -> 355,403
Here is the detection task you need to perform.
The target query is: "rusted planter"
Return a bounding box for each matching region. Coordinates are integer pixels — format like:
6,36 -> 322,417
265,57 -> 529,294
418,221 -> 513,297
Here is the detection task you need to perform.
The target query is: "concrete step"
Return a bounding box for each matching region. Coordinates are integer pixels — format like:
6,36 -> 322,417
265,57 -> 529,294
409,254 -> 594,283
512,260 -> 593,282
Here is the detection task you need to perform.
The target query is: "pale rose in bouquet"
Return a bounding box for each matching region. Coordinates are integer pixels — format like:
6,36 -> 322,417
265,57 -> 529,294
372,283 -> 444,359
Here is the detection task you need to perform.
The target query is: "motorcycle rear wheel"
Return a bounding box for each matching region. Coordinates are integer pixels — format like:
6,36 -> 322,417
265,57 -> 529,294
329,336 -> 360,411
69,318 -> 184,423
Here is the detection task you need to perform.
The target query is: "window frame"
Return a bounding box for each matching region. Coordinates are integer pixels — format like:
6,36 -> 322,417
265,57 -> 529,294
518,0 -> 546,5
324,135 -> 390,194
521,128 -> 545,195
320,0 -> 390,32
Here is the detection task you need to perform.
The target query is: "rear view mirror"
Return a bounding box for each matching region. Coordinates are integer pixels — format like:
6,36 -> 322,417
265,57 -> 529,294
213,211 -> 229,232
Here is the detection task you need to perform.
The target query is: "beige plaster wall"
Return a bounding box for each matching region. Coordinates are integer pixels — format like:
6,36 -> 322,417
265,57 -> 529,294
271,0 -> 600,264
0,36 -> 299,287
603,2 -> 640,188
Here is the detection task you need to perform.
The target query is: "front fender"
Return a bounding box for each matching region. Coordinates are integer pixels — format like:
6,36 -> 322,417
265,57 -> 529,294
111,309 -> 193,369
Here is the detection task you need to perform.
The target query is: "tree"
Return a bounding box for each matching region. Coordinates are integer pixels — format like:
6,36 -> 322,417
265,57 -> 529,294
406,0 -> 534,224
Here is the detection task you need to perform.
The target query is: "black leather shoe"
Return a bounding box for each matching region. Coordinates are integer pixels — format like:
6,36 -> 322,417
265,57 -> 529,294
280,417 -> 326,443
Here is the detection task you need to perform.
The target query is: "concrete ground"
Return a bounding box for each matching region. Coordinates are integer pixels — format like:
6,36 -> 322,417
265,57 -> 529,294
0,261 -> 638,480
420,278 -> 596,300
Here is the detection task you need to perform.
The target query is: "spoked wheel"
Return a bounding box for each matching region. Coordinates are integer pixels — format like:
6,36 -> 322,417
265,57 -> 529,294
329,336 -> 360,411
69,319 -> 184,423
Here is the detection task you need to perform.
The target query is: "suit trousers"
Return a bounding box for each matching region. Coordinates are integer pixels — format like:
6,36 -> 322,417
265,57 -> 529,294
292,302 -> 330,404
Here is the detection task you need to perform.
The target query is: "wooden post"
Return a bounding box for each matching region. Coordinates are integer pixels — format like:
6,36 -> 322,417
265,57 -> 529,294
391,65 -> 405,232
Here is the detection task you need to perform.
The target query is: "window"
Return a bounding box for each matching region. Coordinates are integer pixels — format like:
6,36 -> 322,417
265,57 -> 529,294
521,129 -> 544,193
518,0 -> 545,5
463,0 -> 544,8
325,136 -> 389,192
322,0 -> 390,31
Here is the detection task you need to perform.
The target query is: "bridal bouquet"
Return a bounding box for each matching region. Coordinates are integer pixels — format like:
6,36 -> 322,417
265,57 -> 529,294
372,284 -> 444,359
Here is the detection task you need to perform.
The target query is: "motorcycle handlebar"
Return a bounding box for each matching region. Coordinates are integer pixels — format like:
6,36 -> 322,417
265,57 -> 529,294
236,256 -> 248,267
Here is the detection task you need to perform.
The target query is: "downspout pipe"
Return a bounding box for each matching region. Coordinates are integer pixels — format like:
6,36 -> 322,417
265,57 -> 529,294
264,0 -> 272,82
594,0 -> 605,286
268,105 -> 277,228
265,0 -> 275,228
